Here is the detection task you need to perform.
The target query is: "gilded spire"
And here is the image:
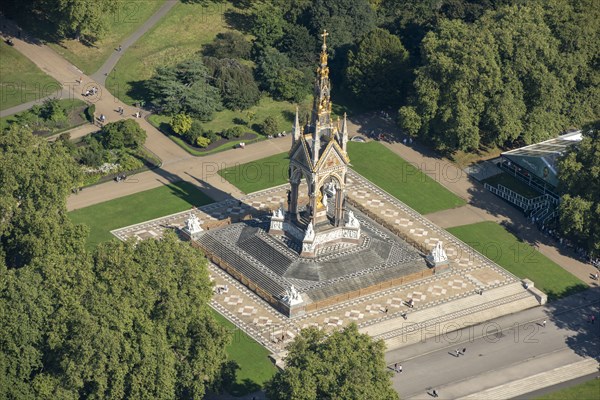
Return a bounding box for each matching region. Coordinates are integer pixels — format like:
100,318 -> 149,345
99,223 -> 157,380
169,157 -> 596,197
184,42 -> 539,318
319,30 -> 329,71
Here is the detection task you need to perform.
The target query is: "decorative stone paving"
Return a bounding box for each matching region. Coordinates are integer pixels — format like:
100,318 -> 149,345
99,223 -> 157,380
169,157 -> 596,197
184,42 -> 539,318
111,170 -> 534,355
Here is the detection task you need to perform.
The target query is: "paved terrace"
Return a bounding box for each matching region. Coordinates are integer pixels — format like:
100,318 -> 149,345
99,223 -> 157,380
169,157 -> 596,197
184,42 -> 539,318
112,172 -> 541,354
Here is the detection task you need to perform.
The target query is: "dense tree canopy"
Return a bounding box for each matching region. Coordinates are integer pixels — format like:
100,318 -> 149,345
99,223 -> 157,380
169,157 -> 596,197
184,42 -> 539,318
557,122 -> 600,258
204,57 -> 261,110
0,126 -> 231,399
346,28 -> 409,109
145,57 -> 222,120
0,0 -> 117,43
265,324 -> 397,400
400,1 -> 600,153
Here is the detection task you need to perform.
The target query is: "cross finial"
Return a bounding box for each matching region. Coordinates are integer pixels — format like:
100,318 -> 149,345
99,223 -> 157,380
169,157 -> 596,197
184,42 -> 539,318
321,30 -> 329,47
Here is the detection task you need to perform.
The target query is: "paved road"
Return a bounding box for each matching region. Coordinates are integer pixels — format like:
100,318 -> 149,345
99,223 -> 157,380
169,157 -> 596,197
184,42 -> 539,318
386,288 -> 600,399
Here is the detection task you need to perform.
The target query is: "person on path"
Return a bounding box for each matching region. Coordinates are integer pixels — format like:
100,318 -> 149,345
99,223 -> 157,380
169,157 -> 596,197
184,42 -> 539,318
455,349 -> 460,357
542,319 -> 546,328
432,389 -> 438,397
462,347 -> 466,355
118,44 -> 122,52
398,364 -> 403,374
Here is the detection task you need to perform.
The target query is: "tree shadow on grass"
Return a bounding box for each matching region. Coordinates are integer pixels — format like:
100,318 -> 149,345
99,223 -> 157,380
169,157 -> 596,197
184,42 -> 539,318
281,110 -> 295,123
223,10 -> 253,34
228,378 -> 262,397
124,80 -> 150,106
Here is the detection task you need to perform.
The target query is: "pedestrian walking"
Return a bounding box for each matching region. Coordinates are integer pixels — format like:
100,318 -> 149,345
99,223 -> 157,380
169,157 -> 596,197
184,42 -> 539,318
462,347 -> 466,355
394,363 -> 398,372
542,319 -> 546,328
398,364 -> 403,374
401,311 -> 407,320
455,349 -> 460,357
432,389 -> 438,397
118,44 -> 122,52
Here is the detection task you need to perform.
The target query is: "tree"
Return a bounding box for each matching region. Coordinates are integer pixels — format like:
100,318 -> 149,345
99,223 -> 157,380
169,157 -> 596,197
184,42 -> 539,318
102,119 -> 147,150
146,57 -> 222,120
254,47 -> 310,102
0,0 -> 116,44
265,324 -> 398,400
558,122 -> 600,257
278,23 -> 317,66
260,116 -> 279,136
204,57 -> 261,110
402,17 -> 503,153
0,124 -> 83,268
306,0 -> 376,52
204,31 -> 252,59
346,28 -> 409,108
171,113 -> 193,135
251,1 -> 285,46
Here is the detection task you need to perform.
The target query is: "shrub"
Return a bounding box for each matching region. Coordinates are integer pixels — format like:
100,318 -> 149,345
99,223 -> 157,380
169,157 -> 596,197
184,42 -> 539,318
40,99 -> 67,122
85,104 -> 96,123
204,130 -> 217,142
102,120 -> 147,150
170,113 -> 193,135
221,125 -> 245,139
196,136 -> 211,148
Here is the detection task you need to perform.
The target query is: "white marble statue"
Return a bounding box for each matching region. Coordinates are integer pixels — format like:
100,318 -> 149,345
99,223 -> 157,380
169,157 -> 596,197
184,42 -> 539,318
304,222 -> 315,241
431,241 -> 448,263
185,213 -> 202,234
284,285 -> 302,305
322,192 -> 328,210
346,210 -> 360,228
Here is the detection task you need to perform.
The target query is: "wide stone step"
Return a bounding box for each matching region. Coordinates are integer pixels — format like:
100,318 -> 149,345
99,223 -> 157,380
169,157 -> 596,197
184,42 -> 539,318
457,358 -> 599,400
360,282 -> 539,349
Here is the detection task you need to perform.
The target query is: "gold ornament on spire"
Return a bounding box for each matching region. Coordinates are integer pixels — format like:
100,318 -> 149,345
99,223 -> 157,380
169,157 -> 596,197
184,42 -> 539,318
319,30 -> 329,69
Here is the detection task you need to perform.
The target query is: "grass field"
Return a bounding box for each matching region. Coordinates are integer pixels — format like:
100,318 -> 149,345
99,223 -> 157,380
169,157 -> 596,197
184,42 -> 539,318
211,310 -> 277,396
69,181 -> 213,249
218,141 -> 466,215
106,1 -> 233,105
47,1 -> 166,74
219,152 -> 289,194
0,98 -> 87,132
347,141 -> 466,214
447,222 -> 587,300
482,173 -> 541,199
534,379 -> 600,400
0,41 -> 60,111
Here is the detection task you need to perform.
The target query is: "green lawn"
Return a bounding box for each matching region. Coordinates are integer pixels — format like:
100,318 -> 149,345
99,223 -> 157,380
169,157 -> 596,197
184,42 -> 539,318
219,152 -> 289,194
218,142 -> 466,214
482,173 -> 541,199
0,41 -> 60,111
211,310 -> 277,396
535,379 -> 600,400
47,1 -> 166,74
447,222 -> 587,300
106,1 -> 234,105
0,98 -> 87,132
347,141 -> 466,214
69,181 -> 213,249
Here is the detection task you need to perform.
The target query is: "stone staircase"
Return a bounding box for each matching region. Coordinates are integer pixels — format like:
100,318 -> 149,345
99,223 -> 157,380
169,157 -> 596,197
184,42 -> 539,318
457,357 -> 599,400
361,282 -> 540,350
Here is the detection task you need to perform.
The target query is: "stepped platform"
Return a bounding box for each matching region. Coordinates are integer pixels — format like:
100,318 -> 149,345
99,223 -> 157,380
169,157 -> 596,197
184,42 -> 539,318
197,207 -> 428,316
112,171 -> 542,356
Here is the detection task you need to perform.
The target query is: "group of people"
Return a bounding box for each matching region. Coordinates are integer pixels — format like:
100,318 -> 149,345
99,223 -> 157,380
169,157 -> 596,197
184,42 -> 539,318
114,174 -> 127,182
214,285 -> 229,294
116,106 -> 125,116
83,86 -> 99,97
